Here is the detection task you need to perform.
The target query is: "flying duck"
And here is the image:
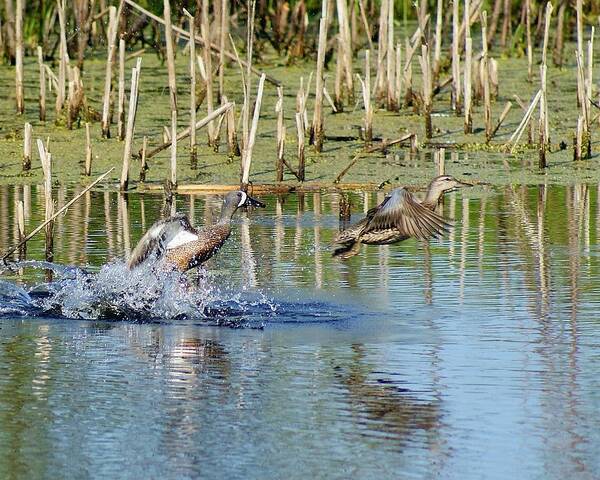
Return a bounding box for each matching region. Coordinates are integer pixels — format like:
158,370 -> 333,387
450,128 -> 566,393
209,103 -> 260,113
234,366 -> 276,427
128,190 -> 265,271
332,175 -> 471,259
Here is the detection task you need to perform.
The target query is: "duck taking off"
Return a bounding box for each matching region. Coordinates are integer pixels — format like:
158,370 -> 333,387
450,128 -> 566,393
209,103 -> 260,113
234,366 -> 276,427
128,191 -> 265,271
332,175 -> 471,259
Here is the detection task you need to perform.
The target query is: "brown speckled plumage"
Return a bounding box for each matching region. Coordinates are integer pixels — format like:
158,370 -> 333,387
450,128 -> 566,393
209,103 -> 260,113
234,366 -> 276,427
128,191 -> 265,272
333,175 -> 470,259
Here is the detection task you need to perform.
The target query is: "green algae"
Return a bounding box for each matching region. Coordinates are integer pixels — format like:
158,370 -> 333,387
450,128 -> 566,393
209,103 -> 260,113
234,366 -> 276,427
0,41 -> 598,191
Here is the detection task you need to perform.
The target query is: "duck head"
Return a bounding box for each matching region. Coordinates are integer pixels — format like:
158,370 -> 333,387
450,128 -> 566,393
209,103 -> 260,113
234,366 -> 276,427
220,190 -> 266,221
423,175 -> 472,207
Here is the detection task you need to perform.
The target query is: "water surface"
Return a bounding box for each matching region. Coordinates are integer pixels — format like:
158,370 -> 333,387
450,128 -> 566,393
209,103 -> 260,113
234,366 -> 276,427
1,185 -> 600,479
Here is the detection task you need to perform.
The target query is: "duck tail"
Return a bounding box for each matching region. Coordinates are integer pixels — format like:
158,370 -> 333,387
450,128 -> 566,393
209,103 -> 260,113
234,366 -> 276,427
332,240 -> 362,259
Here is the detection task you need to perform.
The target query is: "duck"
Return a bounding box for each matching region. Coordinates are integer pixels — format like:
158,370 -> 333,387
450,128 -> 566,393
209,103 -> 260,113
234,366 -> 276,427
332,175 -> 471,259
128,190 -> 265,271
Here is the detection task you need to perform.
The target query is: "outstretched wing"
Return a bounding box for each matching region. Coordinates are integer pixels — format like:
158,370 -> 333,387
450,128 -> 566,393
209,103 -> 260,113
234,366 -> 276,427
363,188 -> 452,240
128,214 -> 198,269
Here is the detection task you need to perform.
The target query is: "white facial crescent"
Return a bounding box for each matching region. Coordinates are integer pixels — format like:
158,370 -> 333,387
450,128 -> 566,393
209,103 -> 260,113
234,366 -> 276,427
237,191 -> 247,207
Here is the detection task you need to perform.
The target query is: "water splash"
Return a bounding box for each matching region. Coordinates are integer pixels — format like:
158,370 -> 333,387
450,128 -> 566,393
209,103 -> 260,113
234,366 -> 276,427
0,260 -> 280,328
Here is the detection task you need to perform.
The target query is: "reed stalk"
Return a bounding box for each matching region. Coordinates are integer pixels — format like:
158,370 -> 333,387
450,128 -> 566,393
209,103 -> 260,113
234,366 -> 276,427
358,50 -> 373,146
539,2 -> 553,168
452,0 -> 461,113
37,139 -> 54,261
38,47 -> 46,121
394,42 -> 402,109
489,101 -> 512,140
464,37 -> 473,134
16,200 -> 25,258
170,109 -> 177,187
480,12 -> 492,142
223,96 -> 240,158
375,0 -> 388,101
144,102 -> 233,160
23,122 -> 32,171
101,6 -> 118,137
120,58 -> 142,191
241,73 -> 266,190
296,112 -> 305,181
218,0 -> 228,101
357,0 -> 373,52
418,44 -> 433,139
432,0 -> 443,81
276,86 -> 285,182
311,15 -> 327,152
526,0 -> 532,81
15,0 -> 23,114
56,0 -> 68,119
139,136 -> 148,182
163,0 -> 177,113
85,122 -> 92,176
183,9 -> 197,165
336,0 -> 354,104
507,90 -> 541,149
201,0 -> 217,148
117,37 -> 126,140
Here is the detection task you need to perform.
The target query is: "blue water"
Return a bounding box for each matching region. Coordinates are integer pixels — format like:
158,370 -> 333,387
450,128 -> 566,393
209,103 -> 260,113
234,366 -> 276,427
1,186 -> 600,479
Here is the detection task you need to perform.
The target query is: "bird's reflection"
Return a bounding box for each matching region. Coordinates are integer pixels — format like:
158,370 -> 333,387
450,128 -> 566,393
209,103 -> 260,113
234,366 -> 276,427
335,344 -> 440,450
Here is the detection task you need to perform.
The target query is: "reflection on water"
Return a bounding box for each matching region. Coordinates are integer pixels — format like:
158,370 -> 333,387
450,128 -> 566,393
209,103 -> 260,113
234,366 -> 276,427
1,184 -> 600,478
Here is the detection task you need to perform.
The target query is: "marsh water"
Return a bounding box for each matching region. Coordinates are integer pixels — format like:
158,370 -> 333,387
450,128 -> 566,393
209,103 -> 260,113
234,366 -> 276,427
1,184 -> 600,479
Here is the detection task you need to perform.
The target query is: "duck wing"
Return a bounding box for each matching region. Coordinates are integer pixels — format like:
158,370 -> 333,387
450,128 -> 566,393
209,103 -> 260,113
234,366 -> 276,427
362,188 -> 452,240
128,214 -> 198,269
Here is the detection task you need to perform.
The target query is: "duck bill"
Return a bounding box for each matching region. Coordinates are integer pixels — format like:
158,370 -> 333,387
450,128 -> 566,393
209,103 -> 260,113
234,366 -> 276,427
244,194 -> 266,208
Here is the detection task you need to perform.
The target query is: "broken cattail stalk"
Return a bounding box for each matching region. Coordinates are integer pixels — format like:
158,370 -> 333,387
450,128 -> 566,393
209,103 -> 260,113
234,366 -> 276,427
419,44 -> 433,140
85,122 -> 92,176
241,73 -> 266,190
1,168 -> 115,263
120,58 -> 142,191
23,122 -> 32,171
336,0 -> 354,105
38,47 -> 46,121
464,37 -> 473,134
101,6 -> 118,137
358,50 -> 373,147
357,0 -> 373,52
539,2 -> 553,168
183,9 -> 197,165
375,0 -> 388,100
37,139 -> 54,261
55,0 -> 68,119
296,112 -> 305,181
553,1 -> 565,68
201,0 -> 217,148
139,136 -> 148,182
144,102 -> 233,160
276,86 -> 285,182
223,96 -> 240,158
117,37 -> 126,140
164,0 -> 177,114
170,110 -> 177,188
16,200 -> 25,258
574,115 -> 583,161
432,0 -> 443,81
436,148 -> 445,176
311,15 -> 328,152
451,0 -> 461,114
395,43 -> 402,109
481,12 -> 492,142
507,90 -> 541,149
526,0 -> 532,81
385,0 -> 395,110
15,0 -> 23,114
218,0 -> 228,101
489,101 -> 512,140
